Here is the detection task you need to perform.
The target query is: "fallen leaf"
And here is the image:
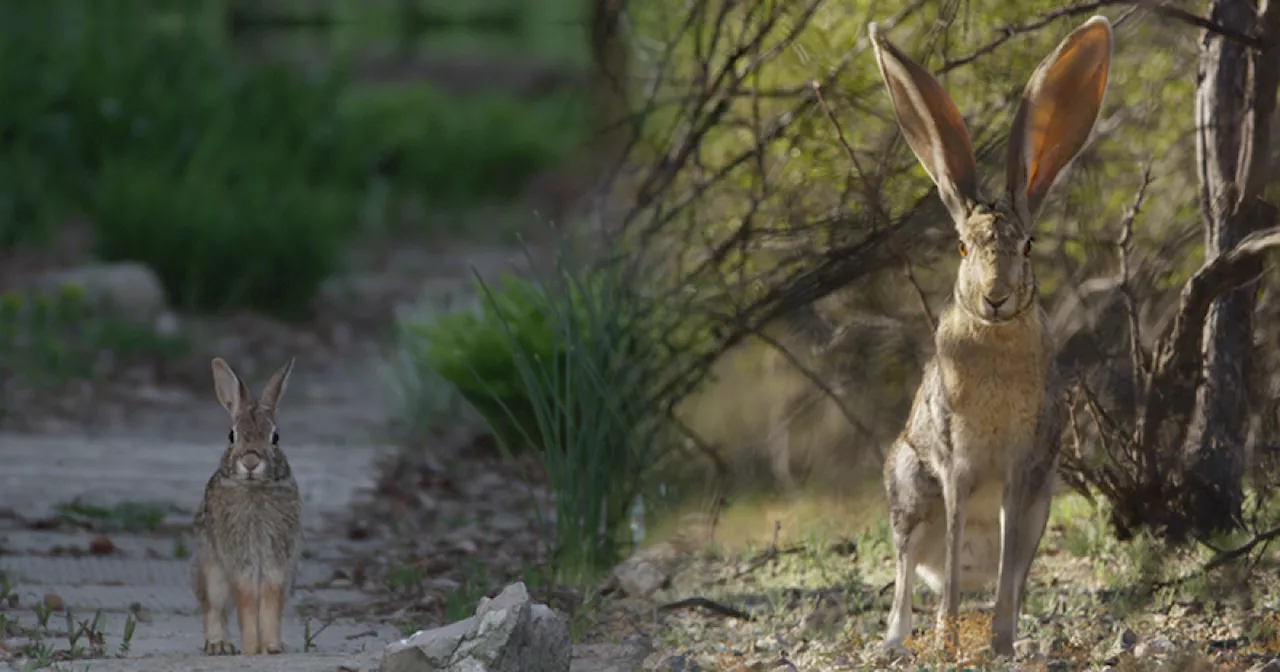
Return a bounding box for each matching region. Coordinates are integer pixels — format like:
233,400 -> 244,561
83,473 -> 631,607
89,535 -> 116,555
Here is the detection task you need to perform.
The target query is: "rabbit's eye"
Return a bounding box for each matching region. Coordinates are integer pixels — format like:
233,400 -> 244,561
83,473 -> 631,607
271,430 -> 280,446
227,429 -> 235,444
1023,236 -> 1034,257
957,241 -> 968,257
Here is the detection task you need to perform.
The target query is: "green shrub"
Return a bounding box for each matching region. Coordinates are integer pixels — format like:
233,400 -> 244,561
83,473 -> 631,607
90,156 -> 351,317
406,275 -> 560,453
403,259 -> 673,582
338,87 -> 589,207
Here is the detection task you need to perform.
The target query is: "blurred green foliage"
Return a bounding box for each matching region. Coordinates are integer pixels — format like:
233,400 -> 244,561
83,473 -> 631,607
0,0 -> 589,317
0,286 -> 189,417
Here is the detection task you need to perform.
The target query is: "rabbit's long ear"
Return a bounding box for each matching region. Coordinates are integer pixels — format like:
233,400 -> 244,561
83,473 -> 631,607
260,358 -> 295,413
869,22 -> 979,226
211,358 -> 249,417
1006,15 -> 1112,221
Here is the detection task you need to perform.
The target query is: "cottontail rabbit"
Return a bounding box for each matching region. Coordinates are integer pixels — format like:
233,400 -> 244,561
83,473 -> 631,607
192,358 -> 302,655
868,16 -> 1112,656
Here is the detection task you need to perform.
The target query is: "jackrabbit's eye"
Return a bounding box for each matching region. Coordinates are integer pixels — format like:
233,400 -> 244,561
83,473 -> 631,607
271,430 -> 280,446
957,241 -> 968,257
227,429 -> 235,444
1023,236 -> 1034,257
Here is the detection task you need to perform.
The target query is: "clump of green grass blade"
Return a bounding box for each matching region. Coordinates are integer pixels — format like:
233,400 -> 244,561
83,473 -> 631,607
465,250 -> 669,584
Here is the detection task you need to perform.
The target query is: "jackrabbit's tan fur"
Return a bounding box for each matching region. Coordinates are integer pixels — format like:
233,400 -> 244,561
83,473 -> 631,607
192,358 -> 302,656
869,16 -> 1112,656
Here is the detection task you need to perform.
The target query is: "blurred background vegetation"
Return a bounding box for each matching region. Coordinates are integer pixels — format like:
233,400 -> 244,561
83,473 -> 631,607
0,0 -> 590,316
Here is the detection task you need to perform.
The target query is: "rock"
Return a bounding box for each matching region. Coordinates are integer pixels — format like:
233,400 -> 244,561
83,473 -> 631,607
380,581 -> 571,672
651,655 -> 701,671
1133,636 -> 1175,658
606,542 -> 681,599
570,636 -> 651,672
32,262 -> 168,321
1110,627 -> 1137,656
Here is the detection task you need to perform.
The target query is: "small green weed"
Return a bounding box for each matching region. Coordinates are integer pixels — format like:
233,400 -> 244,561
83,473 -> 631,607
53,499 -> 178,533
302,616 -> 332,653
384,564 -> 426,596
443,560 -> 492,623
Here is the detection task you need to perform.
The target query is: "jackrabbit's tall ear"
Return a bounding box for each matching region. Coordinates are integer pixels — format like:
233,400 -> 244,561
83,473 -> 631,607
260,358 -> 295,413
869,22 -> 979,226
211,358 -> 249,417
1006,15 -> 1112,221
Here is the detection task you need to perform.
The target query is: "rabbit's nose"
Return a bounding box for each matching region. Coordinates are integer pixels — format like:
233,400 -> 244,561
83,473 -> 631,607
985,295 -> 1008,310
241,454 -> 262,471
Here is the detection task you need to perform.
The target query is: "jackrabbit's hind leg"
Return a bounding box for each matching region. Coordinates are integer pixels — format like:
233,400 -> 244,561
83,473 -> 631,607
259,579 -> 287,654
234,578 -> 261,655
885,524 -> 922,652
198,563 -> 237,656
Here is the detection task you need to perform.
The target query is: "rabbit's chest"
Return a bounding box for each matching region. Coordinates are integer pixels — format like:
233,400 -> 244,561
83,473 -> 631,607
211,484 -> 301,570
939,339 -> 1044,449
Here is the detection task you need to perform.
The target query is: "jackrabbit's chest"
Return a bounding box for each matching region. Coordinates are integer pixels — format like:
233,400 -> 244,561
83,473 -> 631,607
939,346 -> 1044,445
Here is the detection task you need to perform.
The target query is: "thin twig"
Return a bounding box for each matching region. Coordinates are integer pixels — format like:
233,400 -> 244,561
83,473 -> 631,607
1117,162 -> 1154,400
751,329 -> 878,442
1203,523 -> 1280,571
940,0 -> 1272,76
659,596 -> 755,621
900,257 -> 937,330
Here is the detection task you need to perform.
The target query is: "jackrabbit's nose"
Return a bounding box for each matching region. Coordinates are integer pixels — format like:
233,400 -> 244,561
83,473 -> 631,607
985,295 -> 1008,310
241,454 -> 262,471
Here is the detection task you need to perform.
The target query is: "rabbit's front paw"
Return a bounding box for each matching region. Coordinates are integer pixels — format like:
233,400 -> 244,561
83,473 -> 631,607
203,639 -> 238,656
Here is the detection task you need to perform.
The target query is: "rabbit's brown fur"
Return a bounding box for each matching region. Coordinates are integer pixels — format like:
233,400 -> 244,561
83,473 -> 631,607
869,16 -> 1113,657
192,358 -> 301,656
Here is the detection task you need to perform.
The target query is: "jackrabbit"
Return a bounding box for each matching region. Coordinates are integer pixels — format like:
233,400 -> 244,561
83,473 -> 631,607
192,358 -> 302,655
868,16 -> 1112,656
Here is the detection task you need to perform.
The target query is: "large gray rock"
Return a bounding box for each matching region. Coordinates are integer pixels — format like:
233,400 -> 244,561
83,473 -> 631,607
32,262 -> 168,321
380,582 -> 571,672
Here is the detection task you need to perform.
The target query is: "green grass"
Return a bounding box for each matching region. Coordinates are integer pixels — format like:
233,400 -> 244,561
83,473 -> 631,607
395,243 -> 676,584
52,499 -> 184,533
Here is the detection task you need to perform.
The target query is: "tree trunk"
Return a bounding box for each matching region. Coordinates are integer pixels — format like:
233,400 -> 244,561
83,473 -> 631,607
1185,0 -> 1280,538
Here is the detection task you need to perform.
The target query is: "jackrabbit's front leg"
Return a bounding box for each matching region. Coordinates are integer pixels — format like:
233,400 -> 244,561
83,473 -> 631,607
885,524 -> 921,651
1011,470 -> 1054,620
937,470 -> 969,655
992,467 -> 1027,656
